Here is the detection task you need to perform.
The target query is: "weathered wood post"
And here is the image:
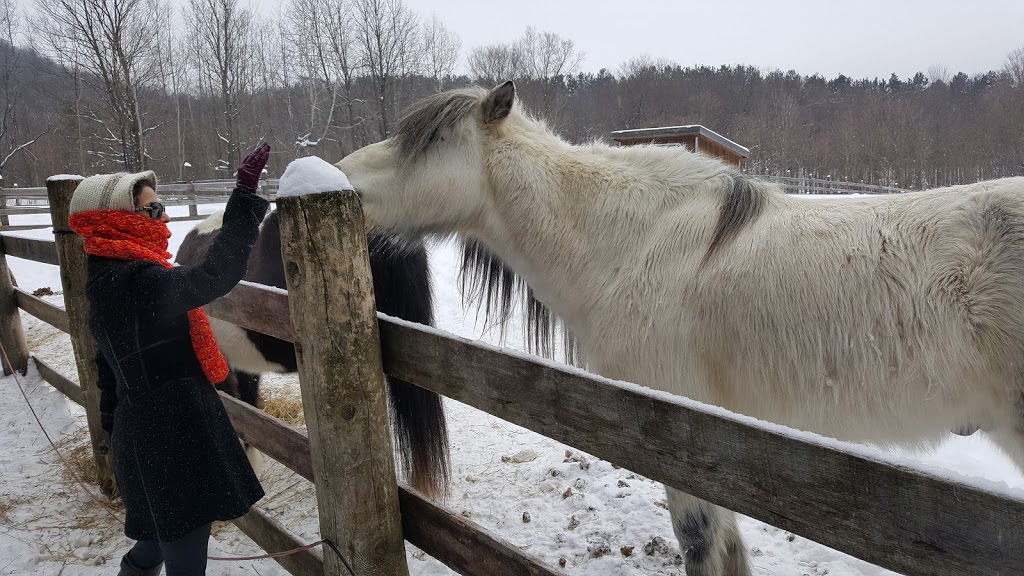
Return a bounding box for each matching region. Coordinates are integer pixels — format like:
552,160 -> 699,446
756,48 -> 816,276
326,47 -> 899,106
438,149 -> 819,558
0,238 -> 29,375
0,186 -> 9,227
278,188 -> 409,576
48,175 -> 117,497
187,181 -> 198,218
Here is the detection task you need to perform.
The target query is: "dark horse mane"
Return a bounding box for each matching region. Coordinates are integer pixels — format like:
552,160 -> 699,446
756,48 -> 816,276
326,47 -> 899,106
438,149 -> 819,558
458,239 -> 584,367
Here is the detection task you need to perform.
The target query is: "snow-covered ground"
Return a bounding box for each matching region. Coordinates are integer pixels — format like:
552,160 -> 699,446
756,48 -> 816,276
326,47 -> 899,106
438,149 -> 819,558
2,198 -> 1023,576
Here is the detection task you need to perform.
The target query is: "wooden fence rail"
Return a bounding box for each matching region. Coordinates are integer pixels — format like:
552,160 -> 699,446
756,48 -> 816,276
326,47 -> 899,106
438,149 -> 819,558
4,179 -> 1024,576
3,272 -> 565,576
747,174 -> 908,195
0,185 -> 568,576
0,179 -> 281,228
197,269 -> 1024,576
21,351 -> 325,576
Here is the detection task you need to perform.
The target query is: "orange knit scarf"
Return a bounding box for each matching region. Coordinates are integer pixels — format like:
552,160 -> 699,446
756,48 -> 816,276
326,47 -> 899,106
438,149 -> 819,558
68,210 -> 230,385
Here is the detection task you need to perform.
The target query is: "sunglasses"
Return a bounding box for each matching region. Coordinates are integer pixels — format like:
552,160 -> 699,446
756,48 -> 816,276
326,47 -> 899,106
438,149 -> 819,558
135,202 -> 166,219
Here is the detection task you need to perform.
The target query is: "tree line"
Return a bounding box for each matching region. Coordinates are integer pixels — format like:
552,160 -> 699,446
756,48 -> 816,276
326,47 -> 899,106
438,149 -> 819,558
0,0 -> 1021,191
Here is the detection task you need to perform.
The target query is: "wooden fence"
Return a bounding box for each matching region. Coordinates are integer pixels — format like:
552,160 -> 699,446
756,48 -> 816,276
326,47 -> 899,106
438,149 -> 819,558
1,176 -> 1023,576
0,175 -> 905,231
751,174 -> 908,195
0,178 -> 280,229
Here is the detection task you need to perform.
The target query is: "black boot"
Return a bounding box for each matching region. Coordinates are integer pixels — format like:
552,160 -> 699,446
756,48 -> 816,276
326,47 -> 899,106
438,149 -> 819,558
117,554 -> 163,576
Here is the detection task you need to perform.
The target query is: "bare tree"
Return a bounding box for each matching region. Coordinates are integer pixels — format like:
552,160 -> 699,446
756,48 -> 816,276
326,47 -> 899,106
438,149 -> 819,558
184,0 -> 258,171
33,0 -> 163,171
1005,46 -> 1024,87
617,53 -> 677,79
517,26 -> 584,81
518,27 -> 584,115
422,13 -> 460,91
927,63 -> 950,85
467,43 -> 524,83
285,0 -> 360,152
149,0 -> 187,178
354,0 -> 420,139
0,0 -> 49,183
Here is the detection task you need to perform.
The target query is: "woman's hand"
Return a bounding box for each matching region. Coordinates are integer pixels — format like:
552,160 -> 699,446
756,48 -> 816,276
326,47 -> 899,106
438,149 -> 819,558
235,142 -> 271,192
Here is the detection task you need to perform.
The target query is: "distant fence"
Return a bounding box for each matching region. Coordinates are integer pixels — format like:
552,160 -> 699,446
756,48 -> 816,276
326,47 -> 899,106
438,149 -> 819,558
2,176 -> 1023,576
0,179 -> 280,229
753,174 -> 908,195
1,175 -> 908,230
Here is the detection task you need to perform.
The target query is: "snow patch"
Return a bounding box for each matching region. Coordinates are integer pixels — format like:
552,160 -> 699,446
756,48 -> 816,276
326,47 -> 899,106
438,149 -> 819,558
46,174 -> 84,181
277,156 -> 354,198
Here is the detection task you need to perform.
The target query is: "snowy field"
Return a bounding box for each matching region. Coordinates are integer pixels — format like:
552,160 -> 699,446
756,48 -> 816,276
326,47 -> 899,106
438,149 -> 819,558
2,196 -> 1024,576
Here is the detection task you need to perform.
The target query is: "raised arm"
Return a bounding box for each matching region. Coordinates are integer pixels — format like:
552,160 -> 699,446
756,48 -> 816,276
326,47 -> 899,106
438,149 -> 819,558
137,143 -> 271,318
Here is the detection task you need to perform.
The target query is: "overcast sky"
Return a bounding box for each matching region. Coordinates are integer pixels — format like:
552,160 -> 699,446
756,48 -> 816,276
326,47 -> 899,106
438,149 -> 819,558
249,0 -> 1024,81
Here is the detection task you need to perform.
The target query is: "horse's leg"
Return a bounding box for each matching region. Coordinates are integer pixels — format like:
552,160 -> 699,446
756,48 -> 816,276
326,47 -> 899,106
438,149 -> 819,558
217,368 -> 265,472
235,370 -> 263,410
666,487 -> 751,576
214,368 -> 240,399
237,370 -> 264,472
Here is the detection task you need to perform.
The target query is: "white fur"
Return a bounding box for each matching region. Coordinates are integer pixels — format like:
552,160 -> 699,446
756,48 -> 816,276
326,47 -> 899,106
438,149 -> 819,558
208,318 -> 288,374
337,84 -> 1024,574
193,209 -> 224,234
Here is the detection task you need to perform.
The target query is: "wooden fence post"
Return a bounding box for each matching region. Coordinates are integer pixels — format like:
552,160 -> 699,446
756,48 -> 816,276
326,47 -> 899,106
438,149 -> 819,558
187,181 -> 198,218
47,176 -> 117,497
0,186 -> 8,227
0,240 -> 29,374
278,189 -> 409,576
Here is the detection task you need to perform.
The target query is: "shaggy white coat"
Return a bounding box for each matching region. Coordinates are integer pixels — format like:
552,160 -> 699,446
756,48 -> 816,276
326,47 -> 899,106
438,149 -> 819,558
337,82 -> 1024,575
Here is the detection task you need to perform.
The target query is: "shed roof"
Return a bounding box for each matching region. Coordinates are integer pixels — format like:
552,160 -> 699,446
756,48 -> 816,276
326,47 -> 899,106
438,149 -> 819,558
609,125 -> 750,158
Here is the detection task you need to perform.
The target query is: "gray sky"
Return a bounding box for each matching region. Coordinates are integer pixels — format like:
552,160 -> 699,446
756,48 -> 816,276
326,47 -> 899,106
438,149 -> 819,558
324,0 -> 1024,81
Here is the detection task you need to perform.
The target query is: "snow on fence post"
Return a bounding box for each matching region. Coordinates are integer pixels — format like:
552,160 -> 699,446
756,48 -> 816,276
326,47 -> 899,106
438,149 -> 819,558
47,175 -> 117,498
0,234 -> 29,374
276,157 -> 409,576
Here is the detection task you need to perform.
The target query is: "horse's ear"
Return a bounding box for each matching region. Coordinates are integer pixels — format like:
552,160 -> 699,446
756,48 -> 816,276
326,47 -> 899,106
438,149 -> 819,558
482,80 -> 516,124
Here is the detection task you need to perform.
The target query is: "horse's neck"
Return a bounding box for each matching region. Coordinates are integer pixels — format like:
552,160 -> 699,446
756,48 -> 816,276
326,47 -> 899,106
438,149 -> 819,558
475,134 -> 662,337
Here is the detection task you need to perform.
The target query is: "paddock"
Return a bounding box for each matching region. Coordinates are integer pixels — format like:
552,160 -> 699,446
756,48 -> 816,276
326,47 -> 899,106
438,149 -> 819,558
1,174 -> 1023,576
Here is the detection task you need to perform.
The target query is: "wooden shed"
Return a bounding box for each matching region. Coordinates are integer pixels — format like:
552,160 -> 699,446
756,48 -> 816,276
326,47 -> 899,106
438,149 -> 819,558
609,125 -> 750,167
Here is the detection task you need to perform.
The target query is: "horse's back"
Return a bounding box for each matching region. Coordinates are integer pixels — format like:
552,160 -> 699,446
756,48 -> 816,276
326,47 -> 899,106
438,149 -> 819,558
592,176 -> 1024,443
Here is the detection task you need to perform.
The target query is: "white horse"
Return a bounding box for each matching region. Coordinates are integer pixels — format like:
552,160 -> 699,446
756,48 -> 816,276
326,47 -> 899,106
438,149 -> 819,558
337,81 -> 1024,576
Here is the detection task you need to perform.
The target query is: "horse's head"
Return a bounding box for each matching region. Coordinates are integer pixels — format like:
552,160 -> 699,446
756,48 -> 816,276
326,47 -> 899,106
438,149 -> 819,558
337,81 -> 518,235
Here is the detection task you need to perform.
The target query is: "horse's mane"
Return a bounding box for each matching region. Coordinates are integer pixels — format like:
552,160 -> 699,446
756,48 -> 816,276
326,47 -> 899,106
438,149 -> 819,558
389,84 -> 768,367
391,87 -> 485,159
458,238 -> 584,367
385,86 -> 583,366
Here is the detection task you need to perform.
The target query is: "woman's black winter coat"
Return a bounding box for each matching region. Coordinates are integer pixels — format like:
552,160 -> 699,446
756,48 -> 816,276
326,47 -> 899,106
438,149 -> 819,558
86,189 -> 269,542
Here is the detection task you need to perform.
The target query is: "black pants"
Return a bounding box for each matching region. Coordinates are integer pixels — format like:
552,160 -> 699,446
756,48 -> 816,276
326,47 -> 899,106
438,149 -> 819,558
127,523 -> 212,575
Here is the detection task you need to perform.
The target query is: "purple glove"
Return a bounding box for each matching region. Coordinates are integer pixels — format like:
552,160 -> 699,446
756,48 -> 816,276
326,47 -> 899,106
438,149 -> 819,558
235,142 -> 270,192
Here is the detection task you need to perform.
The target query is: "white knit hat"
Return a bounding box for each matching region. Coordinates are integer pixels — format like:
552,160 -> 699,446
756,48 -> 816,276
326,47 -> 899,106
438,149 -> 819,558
69,171 -> 157,215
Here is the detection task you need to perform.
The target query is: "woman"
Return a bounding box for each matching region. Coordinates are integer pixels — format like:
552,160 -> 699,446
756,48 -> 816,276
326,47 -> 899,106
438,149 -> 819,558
68,144 -> 272,576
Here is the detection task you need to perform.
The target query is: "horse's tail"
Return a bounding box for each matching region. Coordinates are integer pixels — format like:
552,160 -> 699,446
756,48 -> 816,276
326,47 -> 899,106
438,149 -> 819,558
387,375 -> 451,499
369,234 -> 451,500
